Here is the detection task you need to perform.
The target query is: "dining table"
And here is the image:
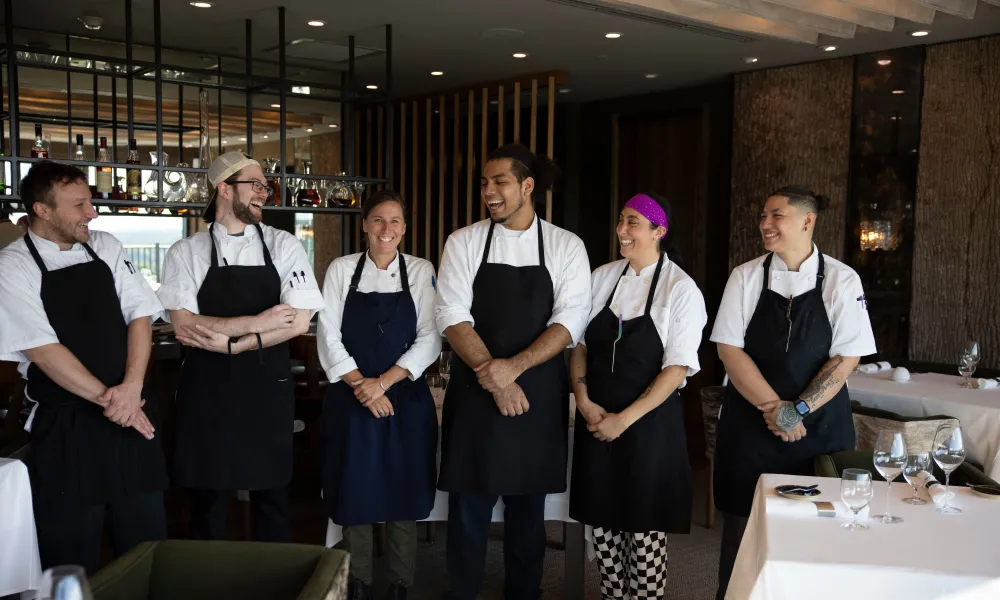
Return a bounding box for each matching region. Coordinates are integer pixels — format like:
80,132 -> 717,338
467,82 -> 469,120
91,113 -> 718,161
0,458 -> 42,599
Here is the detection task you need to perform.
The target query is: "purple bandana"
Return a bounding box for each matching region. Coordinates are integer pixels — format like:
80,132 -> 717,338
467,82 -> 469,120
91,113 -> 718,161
624,193 -> 668,232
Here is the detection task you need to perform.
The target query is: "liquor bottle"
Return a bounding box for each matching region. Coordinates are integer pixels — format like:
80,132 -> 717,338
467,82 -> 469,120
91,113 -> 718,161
295,160 -> 320,207
126,139 -> 142,200
264,157 -> 282,206
31,124 -> 48,159
73,134 -> 86,161
96,137 -> 113,200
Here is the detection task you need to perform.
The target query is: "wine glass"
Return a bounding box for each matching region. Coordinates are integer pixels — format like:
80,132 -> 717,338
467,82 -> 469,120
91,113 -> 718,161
901,453 -> 931,505
38,565 -> 94,600
932,425 -> 966,514
439,351 -> 452,388
872,430 -> 907,524
959,341 -> 980,388
841,468 -> 874,531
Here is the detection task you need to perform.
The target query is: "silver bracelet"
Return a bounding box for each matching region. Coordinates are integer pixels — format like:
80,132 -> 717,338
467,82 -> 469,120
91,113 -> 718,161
378,379 -> 387,392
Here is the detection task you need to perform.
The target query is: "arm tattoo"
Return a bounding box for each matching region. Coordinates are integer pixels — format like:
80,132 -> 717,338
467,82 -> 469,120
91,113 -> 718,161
799,356 -> 844,410
776,402 -> 803,431
637,383 -> 654,402
576,376 -> 587,385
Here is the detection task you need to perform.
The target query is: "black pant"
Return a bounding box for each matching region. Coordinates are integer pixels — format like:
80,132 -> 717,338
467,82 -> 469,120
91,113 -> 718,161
189,487 -> 290,542
446,492 -> 546,600
716,512 -> 749,600
35,491 -> 166,575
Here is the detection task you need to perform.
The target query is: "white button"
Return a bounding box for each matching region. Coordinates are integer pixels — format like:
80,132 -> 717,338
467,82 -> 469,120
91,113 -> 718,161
644,277 -> 651,284
612,304 -> 618,310
634,305 -> 642,312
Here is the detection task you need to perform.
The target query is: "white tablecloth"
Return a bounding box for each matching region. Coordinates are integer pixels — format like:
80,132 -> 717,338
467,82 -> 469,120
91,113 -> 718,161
727,474 -> 1000,600
0,458 -> 42,598
848,372 -> 1000,480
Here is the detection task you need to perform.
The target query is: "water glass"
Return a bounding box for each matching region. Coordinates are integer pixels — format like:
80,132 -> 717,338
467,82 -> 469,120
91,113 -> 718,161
439,351 -> 452,387
841,468 -> 874,531
959,341 -> 980,388
872,430 -> 906,524
901,453 -> 931,505
38,565 -> 94,600
932,425 -> 966,514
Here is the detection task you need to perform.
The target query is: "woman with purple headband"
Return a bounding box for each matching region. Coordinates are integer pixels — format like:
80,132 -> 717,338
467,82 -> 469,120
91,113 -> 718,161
569,192 -> 707,599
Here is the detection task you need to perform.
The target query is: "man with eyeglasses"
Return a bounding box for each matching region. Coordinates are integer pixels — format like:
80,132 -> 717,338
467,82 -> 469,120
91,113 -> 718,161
157,151 -> 324,541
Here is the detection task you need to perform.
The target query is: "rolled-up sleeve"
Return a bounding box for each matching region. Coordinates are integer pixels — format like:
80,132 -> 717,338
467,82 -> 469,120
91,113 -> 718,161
112,239 -> 164,324
829,274 -> 877,358
549,235 -> 591,345
659,279 -> 707,375
396,259 -> 442,380
156,242 -> 200,320
435,233 -> 475,334
276,234 -> 325,316
709,268 -> 746,349
0,254 -> 58,363
316,260 -> 357,381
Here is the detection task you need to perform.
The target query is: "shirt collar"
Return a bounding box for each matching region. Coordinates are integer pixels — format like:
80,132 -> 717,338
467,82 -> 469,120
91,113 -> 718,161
496,213 -> 538,238
218,222 -> 258,242
365,250 -> 400,273
771,243 -> 819,274
625,258 -> 663,278
28,228 -> 83,253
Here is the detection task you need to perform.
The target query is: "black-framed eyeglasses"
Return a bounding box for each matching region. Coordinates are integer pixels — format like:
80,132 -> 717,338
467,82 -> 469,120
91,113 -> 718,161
228,180 -> 273,197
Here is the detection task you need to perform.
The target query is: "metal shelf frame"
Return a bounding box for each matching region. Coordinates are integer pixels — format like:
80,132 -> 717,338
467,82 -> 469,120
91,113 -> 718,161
2,0 -> 392,252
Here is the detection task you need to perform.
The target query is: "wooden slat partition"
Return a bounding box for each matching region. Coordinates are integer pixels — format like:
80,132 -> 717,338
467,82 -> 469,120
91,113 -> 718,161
498,85 -> 505,145
466,90 -> 475,227
481,87 -> 488,221
400,102 -> 406,224
452,93 -> 460,232
411,100 -> 418,256
425,98 -> 432,261
513,82 -> 521,143
530,79 -> 538,152
438,95 -> 446,258
546,75 -> 556,223
377,106 -> 384,190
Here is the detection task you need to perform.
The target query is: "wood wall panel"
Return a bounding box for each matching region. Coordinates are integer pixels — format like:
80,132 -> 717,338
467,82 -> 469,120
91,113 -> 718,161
729,59 -> 853,269
311,131 -> 342,282
911,36 -> 1000,368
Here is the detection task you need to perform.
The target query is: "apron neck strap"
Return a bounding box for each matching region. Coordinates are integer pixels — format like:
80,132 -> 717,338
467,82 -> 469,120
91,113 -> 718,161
208,223 -> 220,268
397,252 -> 410,292
349,252 -> 367,291
762,253 -> 774,291
23,232 -> 99,272
814,251 -> 825,291
480,222 -> 496,270
254,223 -> 274,268
479,216 -> 545,270
349,251 -> 412,298
644,251 -> 666,316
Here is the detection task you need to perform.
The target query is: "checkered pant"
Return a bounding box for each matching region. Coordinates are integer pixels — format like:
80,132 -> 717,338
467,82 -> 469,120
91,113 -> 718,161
593,527 -> 668,599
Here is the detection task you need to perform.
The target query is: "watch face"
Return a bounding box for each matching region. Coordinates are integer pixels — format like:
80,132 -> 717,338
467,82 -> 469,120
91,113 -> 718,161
795,401 -> 810,416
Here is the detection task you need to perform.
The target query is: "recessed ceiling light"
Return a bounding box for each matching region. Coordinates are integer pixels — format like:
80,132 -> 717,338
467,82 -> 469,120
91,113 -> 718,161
306,128 -> 313,132
431,71 -> 444,76
892,89 -> 905,95
645,73 -> 659,79
222,140 -> 227,145
366,84 -> 378,90
78,13 -> 104,30
307,20 -> 325,27
877,59 -> 892,66
329,124 -> 338,128
822,45 -> 837,52
189,2 -> 213,7
270,103 -> 281,108
512,53 -> 527,58
240,137 -> 247,141
910,30 -> 930,37
559,88 -> 571,94
490,100 -> 498,105
262,135 -> 269,139
605,32 -> 621,39
744,57 -> 759,64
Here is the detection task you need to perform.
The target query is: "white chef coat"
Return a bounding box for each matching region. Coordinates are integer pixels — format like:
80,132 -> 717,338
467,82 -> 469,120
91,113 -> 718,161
710,245 -> 877,358
157,223 -> 325,318
317,251 -> 441,382
435,216 -> 592,344
0,229 -> 165,429
0,220 -> 22,250
583,257 -> 707,380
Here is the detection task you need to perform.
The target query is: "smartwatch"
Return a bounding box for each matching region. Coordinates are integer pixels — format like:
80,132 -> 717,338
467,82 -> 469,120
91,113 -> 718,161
794,399 -> 811,417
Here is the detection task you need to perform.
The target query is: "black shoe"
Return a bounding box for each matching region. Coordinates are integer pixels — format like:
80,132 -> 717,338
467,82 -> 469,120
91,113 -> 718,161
386,582 -> 408,600
348,578 -> 372,600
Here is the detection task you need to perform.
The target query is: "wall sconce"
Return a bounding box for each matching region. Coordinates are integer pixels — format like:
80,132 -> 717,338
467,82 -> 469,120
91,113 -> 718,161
860,220 -> 898,251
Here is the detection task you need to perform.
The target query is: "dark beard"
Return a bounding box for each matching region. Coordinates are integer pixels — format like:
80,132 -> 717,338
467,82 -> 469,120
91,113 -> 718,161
491,195 -> 524,224
232,199 -> 260,225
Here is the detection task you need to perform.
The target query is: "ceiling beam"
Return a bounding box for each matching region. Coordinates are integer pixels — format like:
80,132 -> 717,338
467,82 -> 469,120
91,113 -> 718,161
604,0 -> 821,43
836,0 -> 937,23
761,0 -> 895,31
687,0 -> 858,37
911,0 -> 976,18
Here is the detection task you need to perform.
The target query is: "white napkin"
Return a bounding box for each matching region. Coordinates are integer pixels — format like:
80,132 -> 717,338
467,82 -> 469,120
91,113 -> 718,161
892,367 -> 911,382
912,470 -> 955,506
857,364 -> 879,374
877,361 -> 892,371
766,495 -> 868,519
974,378 -> 998,390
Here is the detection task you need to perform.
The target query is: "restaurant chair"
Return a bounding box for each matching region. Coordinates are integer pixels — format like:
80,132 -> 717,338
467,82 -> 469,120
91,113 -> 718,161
699,385 -> 727,529
814,450 -> 998,488
0,361 -> 29,459
89,540 -> 349,600
851,402 -> 962,456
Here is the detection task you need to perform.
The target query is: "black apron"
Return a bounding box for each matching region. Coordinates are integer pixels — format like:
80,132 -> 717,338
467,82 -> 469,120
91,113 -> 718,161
173,223 -> 294,490
322,252 -> 438,526
438,218 -> 569,495
714,252 -> 854,517
24,234 -> 167,515
569,253 -> 692,533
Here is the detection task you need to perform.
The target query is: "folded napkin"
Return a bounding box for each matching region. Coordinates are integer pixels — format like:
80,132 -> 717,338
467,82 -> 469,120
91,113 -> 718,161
766,495 -> 869,519
911,470 -> 955,506
858,361 -> 892,374
974,378 -> 998,390
892,367 -> 911,382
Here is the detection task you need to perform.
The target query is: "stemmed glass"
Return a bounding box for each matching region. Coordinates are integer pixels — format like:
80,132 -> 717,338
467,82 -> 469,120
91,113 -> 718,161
901,453 -> 931,505
958,341 -> 980,388
872,431 -> 907,524
841,468 -> 874,531
932,425 -> 966,514
439,351 -> 452,389
38,565 -> 94,600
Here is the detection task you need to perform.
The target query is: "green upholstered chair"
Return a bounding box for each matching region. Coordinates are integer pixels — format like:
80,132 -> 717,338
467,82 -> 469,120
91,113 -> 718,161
814,450 -> 997,488
90,540 -> 349,600
699,385 -> 727,529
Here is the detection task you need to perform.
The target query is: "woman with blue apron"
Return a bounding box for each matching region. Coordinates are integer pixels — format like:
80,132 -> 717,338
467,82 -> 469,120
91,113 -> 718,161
317,191 -> 441,600
569,194 -> 706,599
710,186 -> 876,600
